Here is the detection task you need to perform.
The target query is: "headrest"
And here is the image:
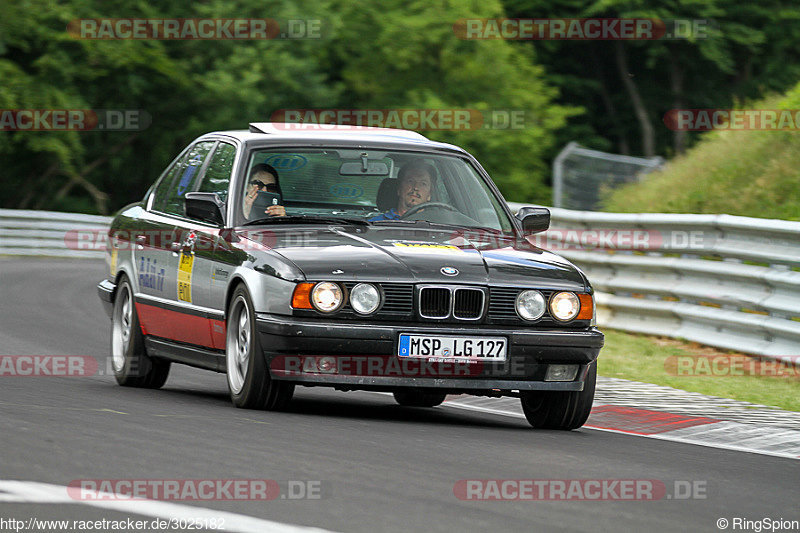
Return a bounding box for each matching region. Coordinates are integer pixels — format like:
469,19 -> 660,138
376,178 -> 398,211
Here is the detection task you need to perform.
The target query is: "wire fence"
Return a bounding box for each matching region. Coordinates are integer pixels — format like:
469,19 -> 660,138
552,142 -> 663,210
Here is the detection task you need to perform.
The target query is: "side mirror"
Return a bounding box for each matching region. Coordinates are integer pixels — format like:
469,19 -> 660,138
516,206 -> 550,234
185,192 -> 226,226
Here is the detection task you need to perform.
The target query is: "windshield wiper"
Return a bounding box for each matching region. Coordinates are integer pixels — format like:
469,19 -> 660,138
443,223 -> 504,235
242,215 -> 370,227
372,219 -> 503,234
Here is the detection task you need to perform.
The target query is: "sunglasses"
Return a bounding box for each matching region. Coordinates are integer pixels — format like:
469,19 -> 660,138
250,180 -> 278,192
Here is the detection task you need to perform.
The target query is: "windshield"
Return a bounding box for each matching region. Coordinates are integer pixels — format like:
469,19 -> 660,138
236,149 -> 514,232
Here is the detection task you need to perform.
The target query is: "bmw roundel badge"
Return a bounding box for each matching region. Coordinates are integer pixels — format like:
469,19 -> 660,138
440,266 -> 459,276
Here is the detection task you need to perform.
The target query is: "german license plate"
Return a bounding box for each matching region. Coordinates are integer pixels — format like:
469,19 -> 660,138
398,334 -> 507,361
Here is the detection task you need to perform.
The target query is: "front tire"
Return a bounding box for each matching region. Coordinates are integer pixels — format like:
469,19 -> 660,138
520,362 -> 596,430
110,275 -> 170,388
393,389 -> 447,407
226,286 -> 294,410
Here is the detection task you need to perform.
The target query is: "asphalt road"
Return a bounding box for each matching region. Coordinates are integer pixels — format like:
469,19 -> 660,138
0,258 -> 797,532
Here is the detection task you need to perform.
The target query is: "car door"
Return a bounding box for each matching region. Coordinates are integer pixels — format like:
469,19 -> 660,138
136,140 -> 215,347
190,140 -> 239,349
132,150 -> 187,305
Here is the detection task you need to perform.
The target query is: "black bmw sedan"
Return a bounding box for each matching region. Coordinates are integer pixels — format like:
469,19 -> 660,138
97,122 -> 603,430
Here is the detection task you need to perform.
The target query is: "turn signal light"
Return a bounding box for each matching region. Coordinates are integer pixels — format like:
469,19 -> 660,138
291,282 -> 315,309
577,293 -> 593,320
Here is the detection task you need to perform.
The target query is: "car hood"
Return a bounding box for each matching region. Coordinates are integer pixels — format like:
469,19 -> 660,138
238,225 -> 587,290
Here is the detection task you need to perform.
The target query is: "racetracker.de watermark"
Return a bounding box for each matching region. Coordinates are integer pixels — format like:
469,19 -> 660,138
271,355 -> 494,378
527,228 -> 709,251
0,109 -> 150,132
454,479 -> 707,500
665,355 -> 800,378
0,355 -> 171,378
0,355 -> 568,380
270,109 -> 530,130
0,517 -> 224,532
454,18 -> 712,40
0,356 -> 98,377
664,109 -> 800,131
65,227 -> 714,253
67,479 -> 323,501
67,18 -> 323,40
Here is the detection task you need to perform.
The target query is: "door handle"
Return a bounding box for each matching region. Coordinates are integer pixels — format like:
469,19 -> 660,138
135,235 -> 147,250
182,232 -> 197,251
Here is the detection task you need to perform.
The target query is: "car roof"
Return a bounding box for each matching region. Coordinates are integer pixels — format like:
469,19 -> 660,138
197,122 -> 468,154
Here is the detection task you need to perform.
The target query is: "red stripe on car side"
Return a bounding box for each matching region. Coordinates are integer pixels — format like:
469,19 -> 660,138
135,302 -> 215,348
210,319 -> 227,350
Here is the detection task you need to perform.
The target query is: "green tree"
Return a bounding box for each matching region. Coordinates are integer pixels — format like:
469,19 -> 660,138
503,0 -> 800,158
325,0 -> 575,203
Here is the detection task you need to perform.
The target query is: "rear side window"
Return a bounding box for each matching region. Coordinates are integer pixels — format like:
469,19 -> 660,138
197,142 -> 236,202
151,141 -> 215,216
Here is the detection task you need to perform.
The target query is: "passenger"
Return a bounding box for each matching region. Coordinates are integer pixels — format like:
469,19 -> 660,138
243,163 -> 286,219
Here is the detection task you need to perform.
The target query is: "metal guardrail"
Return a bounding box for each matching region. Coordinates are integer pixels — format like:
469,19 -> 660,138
509,203 -> 800,362
0,209 -> 111,258
3,207 -> 799,361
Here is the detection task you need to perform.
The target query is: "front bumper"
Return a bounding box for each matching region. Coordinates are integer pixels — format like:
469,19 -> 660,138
97,279 -> 116,318
256,313 -> 603,391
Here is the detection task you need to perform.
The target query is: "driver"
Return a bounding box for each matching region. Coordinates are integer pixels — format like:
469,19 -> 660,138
370,161 -> 435,221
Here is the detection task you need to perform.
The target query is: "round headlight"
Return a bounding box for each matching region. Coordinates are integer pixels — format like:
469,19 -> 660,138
550,291 -> 580,321
350,283 -> 381,315
311,282 -> 344,313
515,290 -> 546,321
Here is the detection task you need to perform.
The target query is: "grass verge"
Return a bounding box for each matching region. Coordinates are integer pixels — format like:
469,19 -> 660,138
597,329 -> 800,412
601,83 -> 800,221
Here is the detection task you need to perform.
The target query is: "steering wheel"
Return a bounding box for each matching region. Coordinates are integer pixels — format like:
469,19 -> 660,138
399,202 -> 460,220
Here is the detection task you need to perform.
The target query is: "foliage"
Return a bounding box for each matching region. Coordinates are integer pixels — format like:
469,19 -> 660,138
503,0 -> 800,160
0,0 -> 570,213
3,0 -> 799,214
602,82 -> 800,220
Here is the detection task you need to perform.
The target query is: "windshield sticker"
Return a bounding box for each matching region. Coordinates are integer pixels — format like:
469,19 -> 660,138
329,183 -> 364,199
264,154 -> 307,171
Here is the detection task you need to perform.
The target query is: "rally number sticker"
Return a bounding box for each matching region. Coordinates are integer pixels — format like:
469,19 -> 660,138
177,252 -> 194,303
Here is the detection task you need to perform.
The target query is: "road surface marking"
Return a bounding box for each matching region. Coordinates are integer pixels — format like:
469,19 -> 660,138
0,481 -> 336,533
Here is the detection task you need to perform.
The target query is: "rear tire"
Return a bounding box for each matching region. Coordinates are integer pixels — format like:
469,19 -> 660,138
226,285 -> 294,410
393,390 -> 447,407
110,276 -> 170,388
520,362 -> 596,430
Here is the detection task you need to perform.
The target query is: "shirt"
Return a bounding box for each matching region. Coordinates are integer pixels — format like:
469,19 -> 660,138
368,208 -> 401,222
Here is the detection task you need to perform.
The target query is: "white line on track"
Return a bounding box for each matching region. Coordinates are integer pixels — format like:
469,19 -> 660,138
0,481 -> 336,533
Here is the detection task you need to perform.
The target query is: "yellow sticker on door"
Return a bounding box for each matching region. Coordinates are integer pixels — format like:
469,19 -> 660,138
177,252 -> 194,303
110,247 -> 118,276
